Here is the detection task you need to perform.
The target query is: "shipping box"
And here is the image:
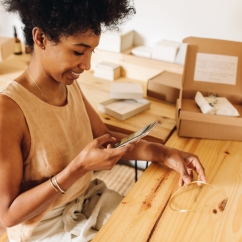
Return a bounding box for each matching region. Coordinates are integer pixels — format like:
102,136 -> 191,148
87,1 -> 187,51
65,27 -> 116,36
176,37 -> 242,141
94,62 -> 121,80
97,30 -> 134,53
147,71 -> 182,104
98,82 -> 149,120
98,98 -> 150,120
110,82 -> 143,99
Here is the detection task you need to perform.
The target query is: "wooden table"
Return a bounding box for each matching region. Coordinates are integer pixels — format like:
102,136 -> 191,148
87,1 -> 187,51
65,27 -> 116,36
1,53 -> 242,242
92,130 -> 242,242
78,71 -> 176,144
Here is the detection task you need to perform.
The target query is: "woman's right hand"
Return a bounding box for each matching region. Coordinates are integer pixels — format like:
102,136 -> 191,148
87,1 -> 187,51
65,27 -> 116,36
72,134 -> 138,173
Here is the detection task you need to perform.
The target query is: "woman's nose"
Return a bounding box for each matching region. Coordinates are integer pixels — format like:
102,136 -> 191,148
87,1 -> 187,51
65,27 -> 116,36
78,54 -> 91,71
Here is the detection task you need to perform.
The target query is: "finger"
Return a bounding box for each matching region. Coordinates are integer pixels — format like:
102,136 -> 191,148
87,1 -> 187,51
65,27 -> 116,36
111,142 -> 136,159
178,177 -> 184,187
179,169 -> 192,187
95,134 -> 116,147
194,163 -> 207,183
186,156 -> 207,183
198,173 -> 207,183
188,169 -> 194,180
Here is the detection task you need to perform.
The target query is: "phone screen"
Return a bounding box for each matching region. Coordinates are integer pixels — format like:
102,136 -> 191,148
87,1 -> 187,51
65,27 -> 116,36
113,121 -> 158,148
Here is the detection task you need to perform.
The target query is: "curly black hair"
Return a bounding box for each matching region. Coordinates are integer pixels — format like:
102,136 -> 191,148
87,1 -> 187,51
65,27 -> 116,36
1,0 -> 135,50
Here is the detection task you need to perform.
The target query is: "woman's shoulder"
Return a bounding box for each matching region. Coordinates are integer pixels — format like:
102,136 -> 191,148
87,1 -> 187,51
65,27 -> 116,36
0,80 -> 26,123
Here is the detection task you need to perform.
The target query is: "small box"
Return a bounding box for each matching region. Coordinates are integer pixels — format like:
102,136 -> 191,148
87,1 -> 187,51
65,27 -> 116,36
94,62 -> 121,80
131,46 -> 152,58
151,40 -> 181,63
147,71 -> 182,104
0,37 -> 14,61
97,30 -> 134,53
98,98 -> 150,120
176,37 -> 242,141
110,82 -> 143,99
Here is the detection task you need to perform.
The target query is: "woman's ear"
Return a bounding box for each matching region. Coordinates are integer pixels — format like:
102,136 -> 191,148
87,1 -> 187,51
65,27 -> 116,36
32,27 -> 46,50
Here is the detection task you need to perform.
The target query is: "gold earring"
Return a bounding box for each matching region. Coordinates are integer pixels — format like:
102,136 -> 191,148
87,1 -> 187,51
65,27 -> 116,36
42,45 -> 45,49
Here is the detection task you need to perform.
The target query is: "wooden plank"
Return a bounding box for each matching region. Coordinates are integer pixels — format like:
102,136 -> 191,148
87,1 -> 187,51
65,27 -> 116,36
0,233 -> 8,242
92,131 -> 242,242
149,132 -> 242,242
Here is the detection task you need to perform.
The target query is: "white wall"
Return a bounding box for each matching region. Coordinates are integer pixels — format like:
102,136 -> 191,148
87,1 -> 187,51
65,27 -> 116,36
0,5 -> 24,41
1,0 -> 242,45
122,0 -> 242,46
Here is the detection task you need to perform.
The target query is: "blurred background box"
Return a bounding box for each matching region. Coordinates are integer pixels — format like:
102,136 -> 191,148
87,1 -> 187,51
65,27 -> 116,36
98,82 -> 149,120
98,98 -> 150,120
97,30 -> 134,53
110,82 -> 143,99
151,40 -> 181,63
147,71 -> 182,104
94,62 -> 121,80
131,46 -> 152,58
0,37 -> 14,61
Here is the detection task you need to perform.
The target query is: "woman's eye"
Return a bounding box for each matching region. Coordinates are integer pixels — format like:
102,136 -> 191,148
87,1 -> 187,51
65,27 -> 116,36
73,51 -> 84,56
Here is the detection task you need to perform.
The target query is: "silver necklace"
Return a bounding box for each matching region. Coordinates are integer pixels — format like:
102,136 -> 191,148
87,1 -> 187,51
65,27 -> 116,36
27,67 -> 53,105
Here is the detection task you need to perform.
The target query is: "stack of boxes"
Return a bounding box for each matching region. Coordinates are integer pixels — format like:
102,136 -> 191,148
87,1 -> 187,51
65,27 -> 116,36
98,82 -> 150,120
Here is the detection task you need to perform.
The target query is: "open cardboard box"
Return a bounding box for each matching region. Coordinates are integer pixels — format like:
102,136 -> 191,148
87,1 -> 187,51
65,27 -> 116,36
147,71 -> 182,104
176,37 -> 242,141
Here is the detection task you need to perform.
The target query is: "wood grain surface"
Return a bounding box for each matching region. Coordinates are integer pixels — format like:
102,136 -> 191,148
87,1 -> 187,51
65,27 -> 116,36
92,130 -> 242,242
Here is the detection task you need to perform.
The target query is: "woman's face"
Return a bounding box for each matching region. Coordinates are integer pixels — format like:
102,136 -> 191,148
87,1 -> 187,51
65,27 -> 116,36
42,30 -> 100,85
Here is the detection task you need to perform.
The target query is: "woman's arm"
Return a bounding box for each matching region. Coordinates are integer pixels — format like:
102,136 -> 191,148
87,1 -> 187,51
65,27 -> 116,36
0,95 -> 136,228
82,91 -> 206,187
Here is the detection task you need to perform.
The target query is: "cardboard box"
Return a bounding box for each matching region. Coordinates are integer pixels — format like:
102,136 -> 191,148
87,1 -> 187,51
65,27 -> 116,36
176,37 -> 242,141
110,82 -> 143,99
147,71 -> 182,104
0,37 -> 14,61
97,30 -> 134,53
94,62 -> 121,80
98,98 -> 150,120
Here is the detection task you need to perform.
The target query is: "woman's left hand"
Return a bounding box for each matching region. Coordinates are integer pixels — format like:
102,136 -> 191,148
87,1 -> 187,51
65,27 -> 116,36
163,147 -> 206,187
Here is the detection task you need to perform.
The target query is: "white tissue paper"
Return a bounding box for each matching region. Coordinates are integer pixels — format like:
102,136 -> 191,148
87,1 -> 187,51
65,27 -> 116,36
195,91 -> 239,117
195,91 -> 213,114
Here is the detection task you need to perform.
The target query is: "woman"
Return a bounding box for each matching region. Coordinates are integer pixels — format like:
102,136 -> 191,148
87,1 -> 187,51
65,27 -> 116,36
0,0 -> 206,241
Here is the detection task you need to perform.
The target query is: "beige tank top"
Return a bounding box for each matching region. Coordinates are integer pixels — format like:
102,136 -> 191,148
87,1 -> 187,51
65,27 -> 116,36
0,80 -> 93,241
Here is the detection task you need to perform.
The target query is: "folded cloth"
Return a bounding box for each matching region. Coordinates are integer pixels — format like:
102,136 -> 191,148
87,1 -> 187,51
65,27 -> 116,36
195,91 -> 239,117
63,178 -> 123,241
20,179 -> 123,242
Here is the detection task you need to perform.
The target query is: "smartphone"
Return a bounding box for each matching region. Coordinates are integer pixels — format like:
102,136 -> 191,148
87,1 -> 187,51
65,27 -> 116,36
113,121 -> 158,148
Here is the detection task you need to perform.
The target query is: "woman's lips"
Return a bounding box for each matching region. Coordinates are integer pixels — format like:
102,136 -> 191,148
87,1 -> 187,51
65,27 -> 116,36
69,71 -> 82,79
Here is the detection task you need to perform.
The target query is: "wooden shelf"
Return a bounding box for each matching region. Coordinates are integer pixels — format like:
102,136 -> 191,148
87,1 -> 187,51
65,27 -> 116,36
92,47 -> 183,82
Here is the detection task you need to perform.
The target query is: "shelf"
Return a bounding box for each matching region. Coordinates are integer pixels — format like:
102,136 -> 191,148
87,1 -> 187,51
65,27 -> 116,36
92,47 -> 183,82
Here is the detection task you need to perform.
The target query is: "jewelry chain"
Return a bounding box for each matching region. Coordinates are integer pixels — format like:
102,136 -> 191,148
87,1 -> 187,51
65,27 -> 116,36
26,67 -> 53,105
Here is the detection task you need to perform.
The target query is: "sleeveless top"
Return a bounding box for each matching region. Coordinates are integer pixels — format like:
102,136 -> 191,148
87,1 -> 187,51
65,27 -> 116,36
0,80 -> 94,242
